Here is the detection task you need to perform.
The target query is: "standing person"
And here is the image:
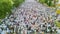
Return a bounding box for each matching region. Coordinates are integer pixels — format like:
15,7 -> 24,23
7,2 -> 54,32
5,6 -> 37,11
50,26 -> 52,34
1,29 -> 6,34
6,28 -> 10,34
0,28 -> 2,34
56,28 -> 60,34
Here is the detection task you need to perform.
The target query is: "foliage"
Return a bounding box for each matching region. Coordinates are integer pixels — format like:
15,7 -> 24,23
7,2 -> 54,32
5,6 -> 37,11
0,0 -> 13,19
39,0 -> 58,7
0,0 -> 24,19
56,10 -> 60,14
12,0 -> 25,7
55,20 -> 60,28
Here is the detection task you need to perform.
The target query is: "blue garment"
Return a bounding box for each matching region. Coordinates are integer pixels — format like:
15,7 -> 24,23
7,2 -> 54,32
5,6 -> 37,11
1,30 -> 6,34
7,28 -> 10,33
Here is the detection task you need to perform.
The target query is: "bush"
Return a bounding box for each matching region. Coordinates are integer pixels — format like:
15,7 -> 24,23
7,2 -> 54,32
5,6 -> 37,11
0,0 -> 25,19
55,20 -> 60,28
12,0 -> 25,7
0,0 -> 13,19
39,0 -> 57,7
39,0 -> 45,4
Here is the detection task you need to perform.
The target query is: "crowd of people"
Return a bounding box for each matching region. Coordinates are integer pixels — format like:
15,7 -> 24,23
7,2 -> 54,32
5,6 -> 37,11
0,7 -> 59,34
0,0 -> 60,34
